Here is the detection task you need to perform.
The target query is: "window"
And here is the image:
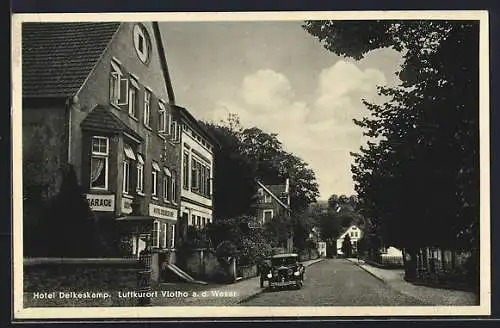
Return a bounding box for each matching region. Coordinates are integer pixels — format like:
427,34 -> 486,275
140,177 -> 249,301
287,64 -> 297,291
122,144 -> 135,194
206,167 -> 211,196
109,60 -> 128,107
163,167 -> 172,201
175,122 -> 180,141
264,193 -> 272,203
162,175 -> 168,202
197,216 -> 201,227
128,78 -> 139,118
171,225 -> 176,248
152,221 -> 160,248
136,154 -> 144,193
133,24 -> 151,64
190,156 -> 211,197
191,214 -> 196,226
122,160 -> 130,194
144,89 -> 151,127
158,101 -> 166,133
171,121 -> 181,142
202,217 -> 206,227
183,152 -> 189,189
172,173 -> 177,203
191,158 -> 198,190
263,210 -> 273,223
152,161 -> 160,197
90,136 -> 109,190
162,223 -> 167,249
200,164 -> 205,195
169,115 -> 175,136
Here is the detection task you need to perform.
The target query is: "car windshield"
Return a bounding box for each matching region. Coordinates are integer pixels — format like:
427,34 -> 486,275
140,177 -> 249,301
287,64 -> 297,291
271,256 -> 297,267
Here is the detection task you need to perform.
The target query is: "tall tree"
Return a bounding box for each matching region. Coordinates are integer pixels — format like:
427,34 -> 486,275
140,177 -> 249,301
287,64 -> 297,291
239,127 -> 320,213
303,21 -> 479,254
201,120 -> 258,219
33,165 -> 107,257
205,117 -> 320,215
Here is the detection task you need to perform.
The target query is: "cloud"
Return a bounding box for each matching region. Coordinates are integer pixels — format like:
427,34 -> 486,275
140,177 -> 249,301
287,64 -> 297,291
240,69 -> 295,110
211,61 -> 386,198
308,61 -> 387,124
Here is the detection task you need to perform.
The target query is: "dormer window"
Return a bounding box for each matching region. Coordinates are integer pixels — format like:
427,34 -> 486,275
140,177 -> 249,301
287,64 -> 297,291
133,24 -> 151,64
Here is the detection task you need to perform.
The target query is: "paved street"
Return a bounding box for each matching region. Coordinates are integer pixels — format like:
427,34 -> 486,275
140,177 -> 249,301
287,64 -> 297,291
241,259 -> 426,306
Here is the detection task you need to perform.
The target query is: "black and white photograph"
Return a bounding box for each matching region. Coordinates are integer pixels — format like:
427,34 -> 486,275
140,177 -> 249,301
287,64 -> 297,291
11,11 -> 490,319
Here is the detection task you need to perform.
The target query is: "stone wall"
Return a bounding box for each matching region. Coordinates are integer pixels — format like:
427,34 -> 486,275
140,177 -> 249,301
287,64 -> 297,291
180,249 -> 235,283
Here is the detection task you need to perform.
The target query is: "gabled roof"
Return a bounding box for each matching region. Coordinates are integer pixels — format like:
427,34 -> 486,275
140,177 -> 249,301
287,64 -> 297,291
81,105 -> 141,140
267,184 -> 287,198
257,180 -> 290,211
22,22 -> 121,98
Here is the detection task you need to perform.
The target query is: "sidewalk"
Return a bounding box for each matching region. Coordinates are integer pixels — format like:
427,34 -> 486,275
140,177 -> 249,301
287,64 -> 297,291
346,258 -> 478,305
150,258 -> 324,306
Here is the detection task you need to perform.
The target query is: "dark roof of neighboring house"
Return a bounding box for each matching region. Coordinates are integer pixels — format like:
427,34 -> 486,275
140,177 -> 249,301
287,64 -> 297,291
22,22 -> 121,98
81,105 -> 141,140
266,184 -> 287,198
256,180 -> 290,211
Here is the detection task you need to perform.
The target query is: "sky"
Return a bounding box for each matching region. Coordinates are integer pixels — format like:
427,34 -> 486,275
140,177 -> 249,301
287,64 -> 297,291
160,21 -> 404,200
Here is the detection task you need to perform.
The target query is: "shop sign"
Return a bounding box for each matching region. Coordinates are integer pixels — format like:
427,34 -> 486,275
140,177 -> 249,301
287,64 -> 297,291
149,204 -> 177,221
85,194 -> 115,212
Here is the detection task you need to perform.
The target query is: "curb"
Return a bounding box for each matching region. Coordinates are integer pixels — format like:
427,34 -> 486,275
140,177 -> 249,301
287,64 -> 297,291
345,258 -> 387,285
237,258 -> 325,304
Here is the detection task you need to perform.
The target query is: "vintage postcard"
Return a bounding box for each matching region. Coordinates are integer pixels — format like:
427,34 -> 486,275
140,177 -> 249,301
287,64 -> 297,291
11,10 -> 490,320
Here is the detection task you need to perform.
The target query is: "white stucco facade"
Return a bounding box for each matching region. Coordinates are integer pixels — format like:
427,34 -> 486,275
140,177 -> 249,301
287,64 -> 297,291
336,225 -> 363,255
180,123 -> 214,228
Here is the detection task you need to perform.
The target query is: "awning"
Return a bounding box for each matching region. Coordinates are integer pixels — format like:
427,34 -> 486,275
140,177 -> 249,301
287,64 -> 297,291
163,167 -> 171,177
116,215 -> 155,221
111,60 -> 123,75
136,153 -> 144,165
129,77 -> 139,89
152,161 -> 161,171
124,144 -> 136,160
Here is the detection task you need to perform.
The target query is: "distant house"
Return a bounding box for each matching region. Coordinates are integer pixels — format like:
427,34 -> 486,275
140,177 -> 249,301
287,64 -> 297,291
255,178 -> 293,252
336,225 -> 363,256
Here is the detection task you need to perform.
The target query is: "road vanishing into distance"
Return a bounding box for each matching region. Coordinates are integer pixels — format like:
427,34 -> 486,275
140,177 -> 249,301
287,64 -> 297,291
241,259 -> 426,306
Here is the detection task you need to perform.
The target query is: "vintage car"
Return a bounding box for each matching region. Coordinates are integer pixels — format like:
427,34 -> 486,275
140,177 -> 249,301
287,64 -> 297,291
261,253 -> 305,289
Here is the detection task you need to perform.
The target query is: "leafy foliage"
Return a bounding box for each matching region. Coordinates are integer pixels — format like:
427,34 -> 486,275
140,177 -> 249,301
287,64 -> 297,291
263,213 -> 294,249
201,120 -> 259,220
201,115 -> 320,256
239,126 -> 320,213
208,215 -> 272,266
304,20 -> 480,251
25,165 -> 108,257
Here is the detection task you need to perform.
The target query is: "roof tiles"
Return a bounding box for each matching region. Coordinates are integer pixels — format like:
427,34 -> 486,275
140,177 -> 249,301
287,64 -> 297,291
22,22 -> 121,98
81,105 -> 141,140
